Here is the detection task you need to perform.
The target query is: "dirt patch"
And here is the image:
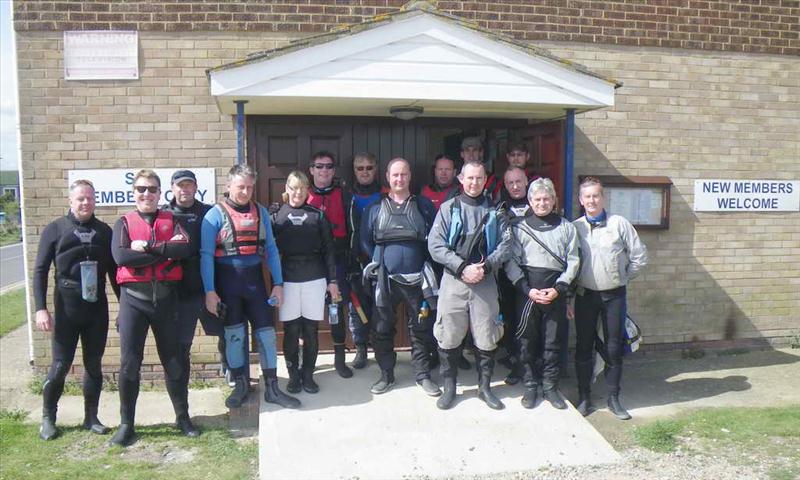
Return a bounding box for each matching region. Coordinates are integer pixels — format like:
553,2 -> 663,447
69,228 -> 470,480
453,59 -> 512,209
116,441 -> 196,466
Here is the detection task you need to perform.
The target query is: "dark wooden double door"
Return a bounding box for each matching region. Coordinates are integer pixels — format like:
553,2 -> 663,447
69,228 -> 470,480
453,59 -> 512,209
246,115 -> 565,351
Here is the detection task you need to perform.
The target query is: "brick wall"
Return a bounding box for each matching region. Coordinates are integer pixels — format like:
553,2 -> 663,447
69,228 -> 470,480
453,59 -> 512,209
14,0 -> 800,56
544,41 -> 800,345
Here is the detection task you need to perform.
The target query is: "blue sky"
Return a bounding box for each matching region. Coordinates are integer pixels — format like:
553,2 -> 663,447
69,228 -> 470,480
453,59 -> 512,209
1,1 -> 19,171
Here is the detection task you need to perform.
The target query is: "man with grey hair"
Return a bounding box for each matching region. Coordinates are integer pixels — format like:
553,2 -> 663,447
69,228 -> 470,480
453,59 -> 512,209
201,164 -> 300,411
504,178 -> 580,410
428,160 -> 512,410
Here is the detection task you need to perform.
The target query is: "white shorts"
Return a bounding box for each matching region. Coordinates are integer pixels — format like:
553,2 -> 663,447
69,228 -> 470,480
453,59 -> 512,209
279,278 -> 327,322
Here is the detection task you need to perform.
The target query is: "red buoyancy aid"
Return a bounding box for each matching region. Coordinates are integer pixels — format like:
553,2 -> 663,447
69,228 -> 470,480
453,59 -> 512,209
307,186 -> 347,239
116,210 -> 183,284
421,183 -> 460,212
214,201 -> 267,257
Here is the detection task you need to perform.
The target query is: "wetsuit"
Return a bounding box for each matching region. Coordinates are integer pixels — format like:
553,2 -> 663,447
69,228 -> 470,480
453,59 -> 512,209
346,181 -> 382,349
272,202 -> 336,392
112,210 -> 190,434
33,211 -> 118,433
307,181 -> 353,377
361,194 -> 437,383
161,199 -> 213,410
201,197 -> 298,409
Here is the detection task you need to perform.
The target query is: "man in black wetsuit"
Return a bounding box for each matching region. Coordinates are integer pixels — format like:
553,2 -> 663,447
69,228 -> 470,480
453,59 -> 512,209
360,158 -> 439,396
33,179 -> 119,440
160,169 -> 213,437
110,169 -> 192,446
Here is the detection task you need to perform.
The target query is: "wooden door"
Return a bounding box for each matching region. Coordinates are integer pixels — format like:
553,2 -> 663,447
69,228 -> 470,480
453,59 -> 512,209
512,120 -> 565,207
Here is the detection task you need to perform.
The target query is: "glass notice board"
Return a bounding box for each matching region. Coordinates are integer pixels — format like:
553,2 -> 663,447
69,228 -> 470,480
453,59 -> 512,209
579,176 -> 672,229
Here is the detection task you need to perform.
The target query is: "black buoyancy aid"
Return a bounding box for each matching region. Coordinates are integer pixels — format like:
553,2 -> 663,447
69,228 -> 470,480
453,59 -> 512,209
116,210 -> 183,284
373,195 -> 428,244
214,201 -> 267,257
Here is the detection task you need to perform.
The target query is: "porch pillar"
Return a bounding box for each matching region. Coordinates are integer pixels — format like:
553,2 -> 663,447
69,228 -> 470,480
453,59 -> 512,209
563,108 -> 575,219
235,100 -> 248,165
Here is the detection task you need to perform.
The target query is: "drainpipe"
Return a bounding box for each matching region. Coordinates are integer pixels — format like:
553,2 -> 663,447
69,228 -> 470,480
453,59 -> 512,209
563,109 -> 575,219
235,100 -> 248,165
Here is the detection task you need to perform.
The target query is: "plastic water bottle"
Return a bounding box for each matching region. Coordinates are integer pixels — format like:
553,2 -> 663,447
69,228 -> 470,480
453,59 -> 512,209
328,302 -> 339,325
266,296 -> 279,307
418,300 -> 429,321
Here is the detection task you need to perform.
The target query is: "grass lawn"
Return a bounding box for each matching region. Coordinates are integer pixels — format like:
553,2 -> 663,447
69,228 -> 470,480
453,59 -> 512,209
634,406 -> 800,480
0,409 -> 257,480
0,229 -> 21,247
0,288 -> 26,338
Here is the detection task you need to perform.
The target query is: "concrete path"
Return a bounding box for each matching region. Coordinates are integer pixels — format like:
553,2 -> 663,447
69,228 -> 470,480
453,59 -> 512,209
259,353 -> 619,480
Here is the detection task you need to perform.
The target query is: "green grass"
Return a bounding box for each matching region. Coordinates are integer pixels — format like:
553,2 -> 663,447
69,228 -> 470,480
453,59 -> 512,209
0,409 -> 257,480
0,228 -> 21,247
634,406 -> 800,479
0,288 -> 26,338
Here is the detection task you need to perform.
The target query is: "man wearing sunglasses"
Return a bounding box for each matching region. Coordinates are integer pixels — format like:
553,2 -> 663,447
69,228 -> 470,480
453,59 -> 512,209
110,169 -> 192,446
306,151 -> 354,379
346,152 -> 383,369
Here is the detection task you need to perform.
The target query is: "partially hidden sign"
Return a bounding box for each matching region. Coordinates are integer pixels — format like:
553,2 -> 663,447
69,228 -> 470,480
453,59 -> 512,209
694,179 -> 799,212
68,168 -> 217,206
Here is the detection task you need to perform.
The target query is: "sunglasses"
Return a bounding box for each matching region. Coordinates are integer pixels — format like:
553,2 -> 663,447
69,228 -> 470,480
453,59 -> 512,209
355,165 -> 375,172
134,185 -> 159,194
312,163 -> 335,170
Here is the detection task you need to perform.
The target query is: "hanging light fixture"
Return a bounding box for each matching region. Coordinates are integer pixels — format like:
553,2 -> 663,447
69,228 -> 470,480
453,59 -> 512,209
389,105 -> 424,120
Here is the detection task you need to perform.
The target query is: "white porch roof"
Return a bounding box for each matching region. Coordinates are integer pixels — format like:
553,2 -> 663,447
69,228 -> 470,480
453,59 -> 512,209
208,5 -> 620,119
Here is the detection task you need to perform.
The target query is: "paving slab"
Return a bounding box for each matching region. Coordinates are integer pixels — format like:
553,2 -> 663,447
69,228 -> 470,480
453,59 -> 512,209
259,352 -> 619,480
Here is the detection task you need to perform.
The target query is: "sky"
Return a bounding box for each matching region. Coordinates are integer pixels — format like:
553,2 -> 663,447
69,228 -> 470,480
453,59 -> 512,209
0,1 -> 19,171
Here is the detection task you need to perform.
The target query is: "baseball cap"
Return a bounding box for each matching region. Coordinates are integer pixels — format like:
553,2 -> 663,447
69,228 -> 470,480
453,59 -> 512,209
461,136 -> 483,150
171,169 -> 197,185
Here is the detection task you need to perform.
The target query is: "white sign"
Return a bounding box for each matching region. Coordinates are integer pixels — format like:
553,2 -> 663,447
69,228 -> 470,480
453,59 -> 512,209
64,31 -> 139,80
694,179 -> 799,212
68,168 -> 217,207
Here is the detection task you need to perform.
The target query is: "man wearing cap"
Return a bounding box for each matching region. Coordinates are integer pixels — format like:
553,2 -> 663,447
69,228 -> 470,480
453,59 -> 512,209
460,136 -> 502,199
161,169 -> 213,437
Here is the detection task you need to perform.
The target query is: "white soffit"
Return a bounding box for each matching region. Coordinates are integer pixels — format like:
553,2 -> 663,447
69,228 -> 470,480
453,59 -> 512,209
209,14 -> 617,118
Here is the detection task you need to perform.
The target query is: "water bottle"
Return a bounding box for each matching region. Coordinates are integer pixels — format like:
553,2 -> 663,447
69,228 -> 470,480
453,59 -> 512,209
328,302 -> 339,325
418,300 -> 429,321
266,296 -> 279,307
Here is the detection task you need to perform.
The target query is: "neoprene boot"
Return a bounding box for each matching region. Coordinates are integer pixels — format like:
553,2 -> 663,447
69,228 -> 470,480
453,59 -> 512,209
39,409 -> 58,441
521,386 -> 539,409
575,360 -> 594,417
176,413 -> 200,437
301,366 -> 319,394
437,349 -> 458,410
351,343 -> 368,369
544,387 -> 568,410
263,370 -> 301,409
370,369 -> 395,394
576,389 -> 593,417
607,393 -> 631,420
476,350 -> 504,410
504,360 -> 522,385
82,405 -> 110,435
225,369 -> 250,408
287,368 -> 302,394
109,423 -> 137,447
333,344 -> 353,378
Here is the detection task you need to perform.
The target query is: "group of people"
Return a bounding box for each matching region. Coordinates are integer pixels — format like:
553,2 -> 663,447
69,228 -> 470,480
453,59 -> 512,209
33,136 -> 647,447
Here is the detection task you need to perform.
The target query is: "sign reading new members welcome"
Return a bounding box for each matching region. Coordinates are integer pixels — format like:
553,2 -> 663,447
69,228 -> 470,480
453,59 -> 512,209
68,168 -> 217,207
694,179 -> 799,212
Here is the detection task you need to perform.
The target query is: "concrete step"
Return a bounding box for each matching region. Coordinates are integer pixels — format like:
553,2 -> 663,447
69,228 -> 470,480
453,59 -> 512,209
259,352 -> 619,480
